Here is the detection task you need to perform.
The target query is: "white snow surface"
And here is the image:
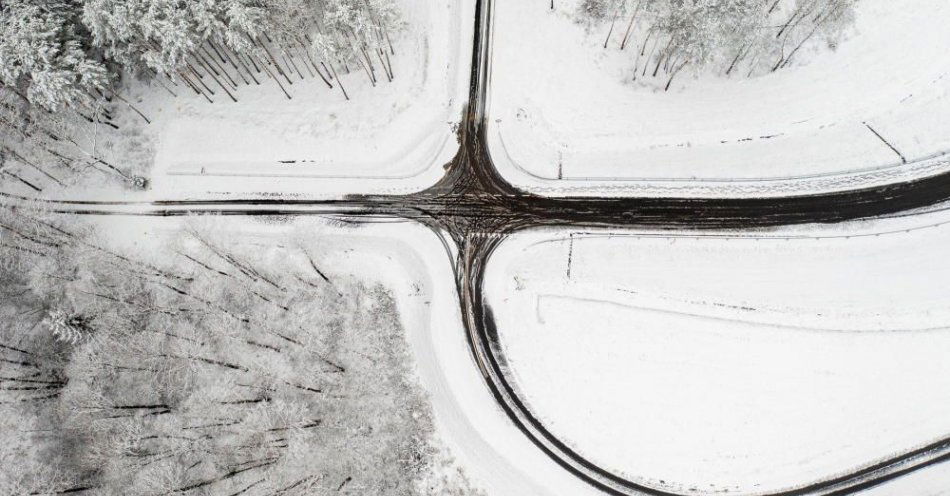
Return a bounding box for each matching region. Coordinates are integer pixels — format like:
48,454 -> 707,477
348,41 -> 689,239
485,209 -> 950,494
94,216 -> 595,496
487,0 -> 950,197
83,212 -> 950,496
92,0 -> 473,201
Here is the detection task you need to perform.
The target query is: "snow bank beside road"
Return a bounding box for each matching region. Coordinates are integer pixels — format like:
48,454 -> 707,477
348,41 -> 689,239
488,0 -> 950,197
485,215 -> 950,494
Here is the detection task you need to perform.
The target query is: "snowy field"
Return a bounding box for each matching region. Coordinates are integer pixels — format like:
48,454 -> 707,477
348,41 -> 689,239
485,209 -> 950,494
5,209 -> 949,496
89,0 -> 473,201
487,0 -> 950,197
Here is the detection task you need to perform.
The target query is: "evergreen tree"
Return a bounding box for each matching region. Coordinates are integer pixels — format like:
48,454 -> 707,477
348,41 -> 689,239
2,0 -> 404,111
0,0 -> 108,111
81,0 -> 267,76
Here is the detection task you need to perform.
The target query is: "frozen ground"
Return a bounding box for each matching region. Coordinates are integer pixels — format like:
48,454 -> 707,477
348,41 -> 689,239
79,0 -> 473,201
485,208 -> 950,494
487,0 -> 950,197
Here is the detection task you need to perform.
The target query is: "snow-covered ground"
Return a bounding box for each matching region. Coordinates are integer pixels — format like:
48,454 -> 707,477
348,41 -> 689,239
46,210 -> 950,496
80,0 -> 473,201
485,208 -> 950,494
487,0 -> 950,197
94,215 -> 597,496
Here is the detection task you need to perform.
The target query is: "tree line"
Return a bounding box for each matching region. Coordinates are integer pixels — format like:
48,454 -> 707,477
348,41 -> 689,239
1,0 -> 402,110
576,0 -> 857,90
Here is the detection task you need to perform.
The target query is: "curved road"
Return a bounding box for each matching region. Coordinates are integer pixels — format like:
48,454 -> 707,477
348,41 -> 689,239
4,0 -> 950,494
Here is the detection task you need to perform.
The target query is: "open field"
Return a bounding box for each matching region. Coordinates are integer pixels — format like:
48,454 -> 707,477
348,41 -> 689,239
488,0 -> 950,197
486,209 -> 950,494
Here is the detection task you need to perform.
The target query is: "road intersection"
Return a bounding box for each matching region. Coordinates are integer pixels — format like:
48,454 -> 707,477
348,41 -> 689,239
4,0 -> 950,494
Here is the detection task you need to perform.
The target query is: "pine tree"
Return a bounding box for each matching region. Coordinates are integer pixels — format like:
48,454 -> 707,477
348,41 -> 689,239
81,0 -> 267,77
0,0 -> 108,111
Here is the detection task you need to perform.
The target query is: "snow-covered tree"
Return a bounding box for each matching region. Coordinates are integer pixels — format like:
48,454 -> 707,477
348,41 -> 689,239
2,0 -> 404,112
0,0 -> 108,111
43,308 -> 92,344
81,0 -> 267,77
308,0 -> 401,86
0,213 -> 481,496
2,0 -> 406,194
577,0 -> 627,21
651,0 -> 766,85
584,0 -> 857,89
